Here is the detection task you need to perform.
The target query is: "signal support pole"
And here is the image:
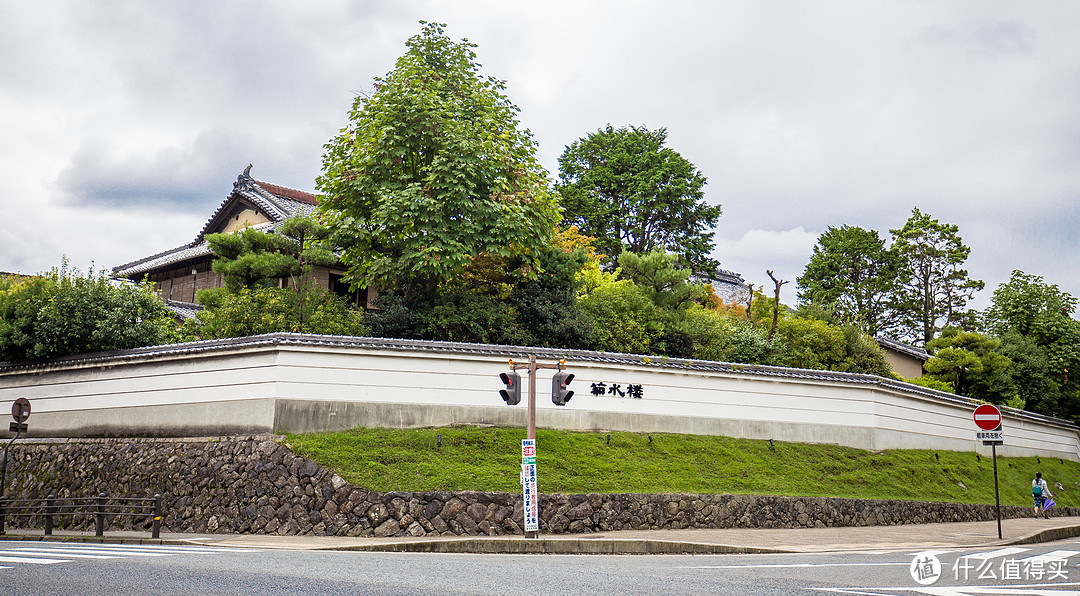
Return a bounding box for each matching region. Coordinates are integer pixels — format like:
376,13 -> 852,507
513,354 -> 569,443
527,355 -> 537,444
508,355 -> 571,539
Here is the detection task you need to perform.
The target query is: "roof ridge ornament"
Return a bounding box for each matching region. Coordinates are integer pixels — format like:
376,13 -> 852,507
234,164 -> 255,192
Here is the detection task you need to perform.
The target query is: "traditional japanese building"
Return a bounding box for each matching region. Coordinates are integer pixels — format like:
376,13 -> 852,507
875,336 -> 929,378
112,166 -> 365,314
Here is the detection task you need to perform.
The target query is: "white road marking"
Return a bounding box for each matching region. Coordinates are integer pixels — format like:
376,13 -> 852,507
1016,549 -> 1080,563
8,547 -> 173,557
679,562 -> 909,569
957,547 -> 1031,560
908,550 -> 957,558
0,541 -> 264,571
28,543 -> 262,554
814,584 -> 1080,595
0,548 -> 121,560
0,555 -> 68,564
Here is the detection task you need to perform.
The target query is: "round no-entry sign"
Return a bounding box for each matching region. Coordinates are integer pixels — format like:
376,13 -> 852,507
973,404 -> 1001,431
11,397 -> 30,423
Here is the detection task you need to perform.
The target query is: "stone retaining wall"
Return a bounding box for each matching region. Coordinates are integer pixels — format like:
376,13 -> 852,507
1,436 -> 1071,536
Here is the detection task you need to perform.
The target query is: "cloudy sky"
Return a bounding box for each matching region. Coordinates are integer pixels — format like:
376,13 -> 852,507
2,1 -> 1078,310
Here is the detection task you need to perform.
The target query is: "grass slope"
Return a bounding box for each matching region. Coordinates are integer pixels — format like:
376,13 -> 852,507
286,427 -> 1080,508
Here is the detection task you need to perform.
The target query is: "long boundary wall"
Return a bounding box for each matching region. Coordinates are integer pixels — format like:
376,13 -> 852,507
3,436 -> 1070,538
0,333 -> 1077,460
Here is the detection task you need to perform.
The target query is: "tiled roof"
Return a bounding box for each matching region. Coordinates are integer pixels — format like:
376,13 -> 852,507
876,336 -> 930,361
692,267 -> 746,287
252,180 -> 316,205
194,167 -> 316,243
111,167 -> 316,278
112,243 -> 213,278
0,332 -> 1072,430
164,300 -> 203,320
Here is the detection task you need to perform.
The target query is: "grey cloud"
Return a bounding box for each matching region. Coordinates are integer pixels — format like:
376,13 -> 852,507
975,21 -> 1036,56
5,1 -> 1080,305
914,19 -> 1036,59
55,128 -> 314,211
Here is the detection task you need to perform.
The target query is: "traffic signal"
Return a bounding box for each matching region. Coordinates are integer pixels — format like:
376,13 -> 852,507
499,371 -> 521,405
551,371 -> 575,406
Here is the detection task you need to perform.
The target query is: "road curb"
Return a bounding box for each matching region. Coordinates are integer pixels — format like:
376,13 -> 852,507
330,538 -> 790,555
1008,524 -> 1080,546
4,523 -> 1080,555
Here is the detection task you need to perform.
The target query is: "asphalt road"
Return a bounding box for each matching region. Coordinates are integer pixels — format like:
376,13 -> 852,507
3,539 -> 1080,595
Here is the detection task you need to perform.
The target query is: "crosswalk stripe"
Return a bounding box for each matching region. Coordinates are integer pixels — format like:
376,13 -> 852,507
958,547 -> 1030,560
1016,549 -> 1080,563
907,549 -> 955,558
0,541 -> 264,572
0,555 -> 67,564
3,548 -> 123,559
7,547 -> 173,557
20,543 -> 252,554
78,545 -> 254,554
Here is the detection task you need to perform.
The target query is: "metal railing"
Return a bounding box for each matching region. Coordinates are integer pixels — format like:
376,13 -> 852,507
0,493 -> 162,538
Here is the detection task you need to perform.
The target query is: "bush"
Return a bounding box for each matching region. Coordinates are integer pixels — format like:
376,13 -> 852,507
0,261 -> 179,362
184,286 -> 367,340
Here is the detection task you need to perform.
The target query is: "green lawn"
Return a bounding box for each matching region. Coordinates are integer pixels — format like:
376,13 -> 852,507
285,426 -> 1080,508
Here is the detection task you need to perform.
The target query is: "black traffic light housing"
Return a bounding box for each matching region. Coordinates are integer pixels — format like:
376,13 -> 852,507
552,371 -> 575,406
499,371 -> 521,405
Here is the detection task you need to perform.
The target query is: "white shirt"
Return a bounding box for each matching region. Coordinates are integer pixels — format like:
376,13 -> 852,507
1034,478 -> 1051,497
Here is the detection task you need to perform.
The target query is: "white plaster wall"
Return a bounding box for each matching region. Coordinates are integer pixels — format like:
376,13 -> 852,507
1,337 -> 1077,460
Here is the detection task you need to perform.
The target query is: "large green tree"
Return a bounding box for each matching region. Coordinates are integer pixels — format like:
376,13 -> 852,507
0,261 -> 179,362
317,22 -> 559,297
981,270 -> 1080,419
890,208 -> 984,345
982,269 -> 1077,342
556,125 -> 721,271
797,224 -> 900,336
923,328 -> 1014,403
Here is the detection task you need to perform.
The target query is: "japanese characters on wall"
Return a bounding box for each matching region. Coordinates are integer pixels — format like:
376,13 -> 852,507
589,382 -> 644,399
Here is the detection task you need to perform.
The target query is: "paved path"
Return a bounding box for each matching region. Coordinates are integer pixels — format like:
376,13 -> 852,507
5,516 -> 1080,554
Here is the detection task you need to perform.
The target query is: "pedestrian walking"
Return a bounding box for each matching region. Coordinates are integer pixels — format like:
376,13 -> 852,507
1033,472 -> 1053,518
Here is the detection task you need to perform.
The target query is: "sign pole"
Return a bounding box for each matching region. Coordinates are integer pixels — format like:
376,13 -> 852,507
504,357 -> 570,541
973,403 -> 1004,540
527,355 -> 536,443
992,441 -> 1001,540
1,398 -> 31,536
524,354 -> 537,539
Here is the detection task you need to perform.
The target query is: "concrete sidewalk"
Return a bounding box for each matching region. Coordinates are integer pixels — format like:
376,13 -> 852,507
4,516 -> 1080,555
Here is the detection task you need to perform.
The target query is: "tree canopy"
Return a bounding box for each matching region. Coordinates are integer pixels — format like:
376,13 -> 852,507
205,216 -> 336,292
980,270 -> 1080,419
0,262 -> 179,363
923,328 -> 1014,404
183,286 -> 367,340
890,208 -> 984,345
982,269 -> 1077,341
797,224 -> 900,336
316,21 -> 559,297
556,125 -> 721,271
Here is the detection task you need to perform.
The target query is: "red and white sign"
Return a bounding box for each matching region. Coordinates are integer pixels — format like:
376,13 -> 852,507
973,404 -> 1002,431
